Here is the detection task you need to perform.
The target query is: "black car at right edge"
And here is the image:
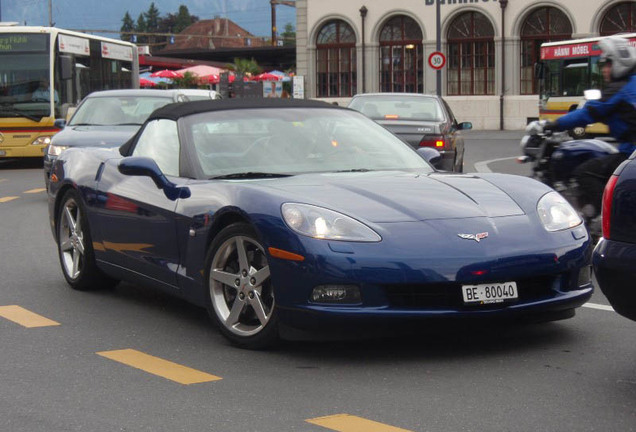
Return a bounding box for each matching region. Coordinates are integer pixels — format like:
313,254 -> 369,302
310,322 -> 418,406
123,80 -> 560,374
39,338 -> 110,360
593,152 -> 636,322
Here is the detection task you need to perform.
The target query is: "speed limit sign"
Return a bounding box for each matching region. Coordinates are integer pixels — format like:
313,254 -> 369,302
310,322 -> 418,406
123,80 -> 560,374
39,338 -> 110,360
428,51 -> 446,70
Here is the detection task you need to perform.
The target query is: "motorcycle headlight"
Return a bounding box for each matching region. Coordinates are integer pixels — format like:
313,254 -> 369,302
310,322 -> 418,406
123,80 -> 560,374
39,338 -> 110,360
282,203 -> 381,242
537,192 -> 582,232
31,136 -> 53,146
47,144 -> 68,157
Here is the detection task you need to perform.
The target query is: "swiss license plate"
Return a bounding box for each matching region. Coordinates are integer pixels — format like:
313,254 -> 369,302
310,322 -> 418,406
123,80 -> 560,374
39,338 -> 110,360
462,281 -> 518,305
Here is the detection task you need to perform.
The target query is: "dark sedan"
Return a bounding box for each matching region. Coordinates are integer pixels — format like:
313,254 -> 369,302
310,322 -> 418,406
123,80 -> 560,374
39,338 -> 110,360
43,89 -> 193,187
348,93 -> 472,172
593,152 -> 636,321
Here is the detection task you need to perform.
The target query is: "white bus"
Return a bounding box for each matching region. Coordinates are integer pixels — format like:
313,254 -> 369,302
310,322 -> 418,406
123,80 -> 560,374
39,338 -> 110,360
0,25 -> 139,158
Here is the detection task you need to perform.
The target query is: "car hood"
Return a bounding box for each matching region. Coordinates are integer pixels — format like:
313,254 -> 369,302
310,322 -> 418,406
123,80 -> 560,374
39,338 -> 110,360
51,125 -> 139,147
258,171 -> 526,223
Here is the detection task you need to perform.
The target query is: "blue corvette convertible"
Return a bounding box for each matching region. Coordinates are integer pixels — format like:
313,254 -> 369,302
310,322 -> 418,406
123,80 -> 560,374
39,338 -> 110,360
48,99 -> 593,348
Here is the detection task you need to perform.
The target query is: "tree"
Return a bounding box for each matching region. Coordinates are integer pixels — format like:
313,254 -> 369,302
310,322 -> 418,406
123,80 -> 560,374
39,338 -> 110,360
120,12 -> 135,42
171,72 -> 200,89
135,13 -> 147,44
174,5 -> 194,33
145,2 -> 161,45
226,58 -> 261,77
281,23 -> 296,46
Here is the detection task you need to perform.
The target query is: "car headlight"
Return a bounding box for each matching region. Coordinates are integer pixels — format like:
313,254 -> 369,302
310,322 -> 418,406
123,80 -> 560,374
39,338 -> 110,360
282,203 -> 381,242
537,191 -> 582,232
31,136 -> 53,146
46,144 -> 68,157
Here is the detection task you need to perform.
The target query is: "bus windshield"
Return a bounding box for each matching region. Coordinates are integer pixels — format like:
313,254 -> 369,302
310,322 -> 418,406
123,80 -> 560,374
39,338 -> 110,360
541,57 -> 603,101
0,33 -> 52,119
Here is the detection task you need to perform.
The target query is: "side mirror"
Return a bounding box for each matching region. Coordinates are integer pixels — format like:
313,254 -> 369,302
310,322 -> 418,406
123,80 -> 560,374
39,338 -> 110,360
118,157 -> 190,200
584,89 -> 602,101
59,55 -> 73,81
459,122 -> 473,131
416,147 -> 442,167
54,118 -> 66,129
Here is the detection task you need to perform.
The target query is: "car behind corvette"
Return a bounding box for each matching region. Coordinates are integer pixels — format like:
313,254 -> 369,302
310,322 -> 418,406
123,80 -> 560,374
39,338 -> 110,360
48,98 -> 593,348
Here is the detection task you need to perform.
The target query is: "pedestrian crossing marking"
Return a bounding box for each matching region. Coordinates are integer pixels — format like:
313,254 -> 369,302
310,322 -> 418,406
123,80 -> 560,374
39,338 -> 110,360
0,196 -> 19,203
0,305 -> 60,328
96,349 -> 222,385
306,414 -> 413,432
24,188 -> 46,194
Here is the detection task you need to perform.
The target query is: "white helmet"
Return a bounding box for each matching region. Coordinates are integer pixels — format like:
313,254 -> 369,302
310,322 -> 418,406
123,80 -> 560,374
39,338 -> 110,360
599,36 -> 636,80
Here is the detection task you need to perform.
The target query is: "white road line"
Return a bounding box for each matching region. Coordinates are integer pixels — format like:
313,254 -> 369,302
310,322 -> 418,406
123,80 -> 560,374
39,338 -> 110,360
583,302 -> 614,312
474,157 -> 519,173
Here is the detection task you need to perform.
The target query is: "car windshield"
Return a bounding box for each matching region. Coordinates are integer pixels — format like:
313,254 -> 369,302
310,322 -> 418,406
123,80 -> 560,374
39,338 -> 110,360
182,107 -> 434,178
348,96 -> 445,122
69,96 -> 173,126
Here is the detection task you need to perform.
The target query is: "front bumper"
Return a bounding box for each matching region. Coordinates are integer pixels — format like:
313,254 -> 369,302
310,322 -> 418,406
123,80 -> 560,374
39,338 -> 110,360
593,238 -> 636,321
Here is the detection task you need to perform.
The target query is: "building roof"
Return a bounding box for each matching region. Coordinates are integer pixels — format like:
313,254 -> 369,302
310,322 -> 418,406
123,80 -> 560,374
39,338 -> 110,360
161,17 -> 268,51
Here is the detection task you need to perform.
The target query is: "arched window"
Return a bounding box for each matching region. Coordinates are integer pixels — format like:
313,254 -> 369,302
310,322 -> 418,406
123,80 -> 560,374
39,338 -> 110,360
447,12 -> 495,95
521,7 -> 572,94
379,15 -> 423,93
316,20 -> 356,97
601,2 -> 636,35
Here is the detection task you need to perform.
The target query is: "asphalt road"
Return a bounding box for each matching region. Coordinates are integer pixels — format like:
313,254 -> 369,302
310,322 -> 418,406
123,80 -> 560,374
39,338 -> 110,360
0,138 -> 635,432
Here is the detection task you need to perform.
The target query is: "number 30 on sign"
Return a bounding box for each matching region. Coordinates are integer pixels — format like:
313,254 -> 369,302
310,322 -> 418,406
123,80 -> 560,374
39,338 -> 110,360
428,52 -> 446,70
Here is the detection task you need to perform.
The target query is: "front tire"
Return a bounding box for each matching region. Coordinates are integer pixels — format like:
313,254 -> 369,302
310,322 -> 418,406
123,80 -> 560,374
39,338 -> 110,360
205,223 -> 279,349
57,189 -> 116,290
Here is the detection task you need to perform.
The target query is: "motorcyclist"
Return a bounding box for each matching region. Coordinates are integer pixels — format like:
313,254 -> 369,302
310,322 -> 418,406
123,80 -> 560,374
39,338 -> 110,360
527,35 -> 636,223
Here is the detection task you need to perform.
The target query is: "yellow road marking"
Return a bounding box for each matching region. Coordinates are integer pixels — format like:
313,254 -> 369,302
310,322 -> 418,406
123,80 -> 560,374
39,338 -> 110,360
24,188 -> 46,194
0,305 -> 60,328
0,196 -> 19,203
96,349 -> 222,385
306,414 -> 413,432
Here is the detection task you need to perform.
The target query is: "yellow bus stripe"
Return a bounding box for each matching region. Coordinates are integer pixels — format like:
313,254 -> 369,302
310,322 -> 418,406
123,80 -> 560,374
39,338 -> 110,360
306,414 -> 414,432
24,188 -> 46,194
96,349 -> 222,385
0,305 -> 60,328
0,196 -> 19,203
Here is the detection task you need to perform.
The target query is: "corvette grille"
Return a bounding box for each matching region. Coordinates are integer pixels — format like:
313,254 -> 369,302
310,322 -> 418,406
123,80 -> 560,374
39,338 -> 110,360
383,275 -> 559,310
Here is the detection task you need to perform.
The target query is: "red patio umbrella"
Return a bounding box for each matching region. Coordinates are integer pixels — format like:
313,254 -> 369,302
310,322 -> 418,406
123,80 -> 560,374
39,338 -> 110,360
139,77 -> 156,87
253,72 -> 282,82
150,69 -> 183,79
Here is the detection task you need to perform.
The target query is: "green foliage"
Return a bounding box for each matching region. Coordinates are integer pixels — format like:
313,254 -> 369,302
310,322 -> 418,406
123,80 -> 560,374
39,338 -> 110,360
171,71 -> 200,89
281,23 -> 295,46
144,2 -> 161,32
135,13 -> 147,44
226,58 -> 261,77
120,12 -> 134,42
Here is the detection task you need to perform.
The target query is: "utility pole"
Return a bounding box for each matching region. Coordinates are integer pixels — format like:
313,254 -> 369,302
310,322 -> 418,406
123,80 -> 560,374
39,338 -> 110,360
48,0 -> 53,27
270,0 -> 296,46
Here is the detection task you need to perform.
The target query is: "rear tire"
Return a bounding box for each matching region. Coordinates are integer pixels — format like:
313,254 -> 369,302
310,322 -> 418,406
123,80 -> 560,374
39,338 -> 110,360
205,223 -> 279,349
56,189 -> 117,290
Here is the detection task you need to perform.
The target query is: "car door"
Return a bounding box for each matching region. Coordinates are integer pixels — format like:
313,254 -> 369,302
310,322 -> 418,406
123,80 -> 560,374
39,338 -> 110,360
93,118 -> 185,288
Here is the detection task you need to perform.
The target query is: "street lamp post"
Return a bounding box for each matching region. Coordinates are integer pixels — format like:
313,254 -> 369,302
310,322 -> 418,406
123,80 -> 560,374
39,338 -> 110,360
436,0 -> 441,96
500,0 -> 509,130
360,6 -> 368,94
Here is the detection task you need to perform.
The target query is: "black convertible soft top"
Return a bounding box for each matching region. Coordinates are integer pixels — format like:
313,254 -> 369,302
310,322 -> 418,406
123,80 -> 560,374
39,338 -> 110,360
147,97 -> 343,122
120,98 -> 347,155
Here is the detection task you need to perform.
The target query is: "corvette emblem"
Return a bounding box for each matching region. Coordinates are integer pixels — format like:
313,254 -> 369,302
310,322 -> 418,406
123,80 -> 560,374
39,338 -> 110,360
458,232 -> 489,242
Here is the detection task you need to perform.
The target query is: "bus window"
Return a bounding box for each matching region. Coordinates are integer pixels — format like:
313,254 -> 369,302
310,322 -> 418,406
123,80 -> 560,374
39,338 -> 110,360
562,60 -> 589,96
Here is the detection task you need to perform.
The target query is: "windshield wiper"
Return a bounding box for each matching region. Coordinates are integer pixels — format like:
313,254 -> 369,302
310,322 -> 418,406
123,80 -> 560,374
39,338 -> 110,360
210,172 -> 293,180
0,109 -> 41,123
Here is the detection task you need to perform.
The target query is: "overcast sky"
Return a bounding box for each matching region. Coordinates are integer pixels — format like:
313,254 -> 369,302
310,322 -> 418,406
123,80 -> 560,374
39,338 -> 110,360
0,0 -> 296,38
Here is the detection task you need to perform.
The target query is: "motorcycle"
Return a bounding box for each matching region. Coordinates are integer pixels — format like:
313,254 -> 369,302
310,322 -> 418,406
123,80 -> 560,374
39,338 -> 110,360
518,129 -> 618,238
